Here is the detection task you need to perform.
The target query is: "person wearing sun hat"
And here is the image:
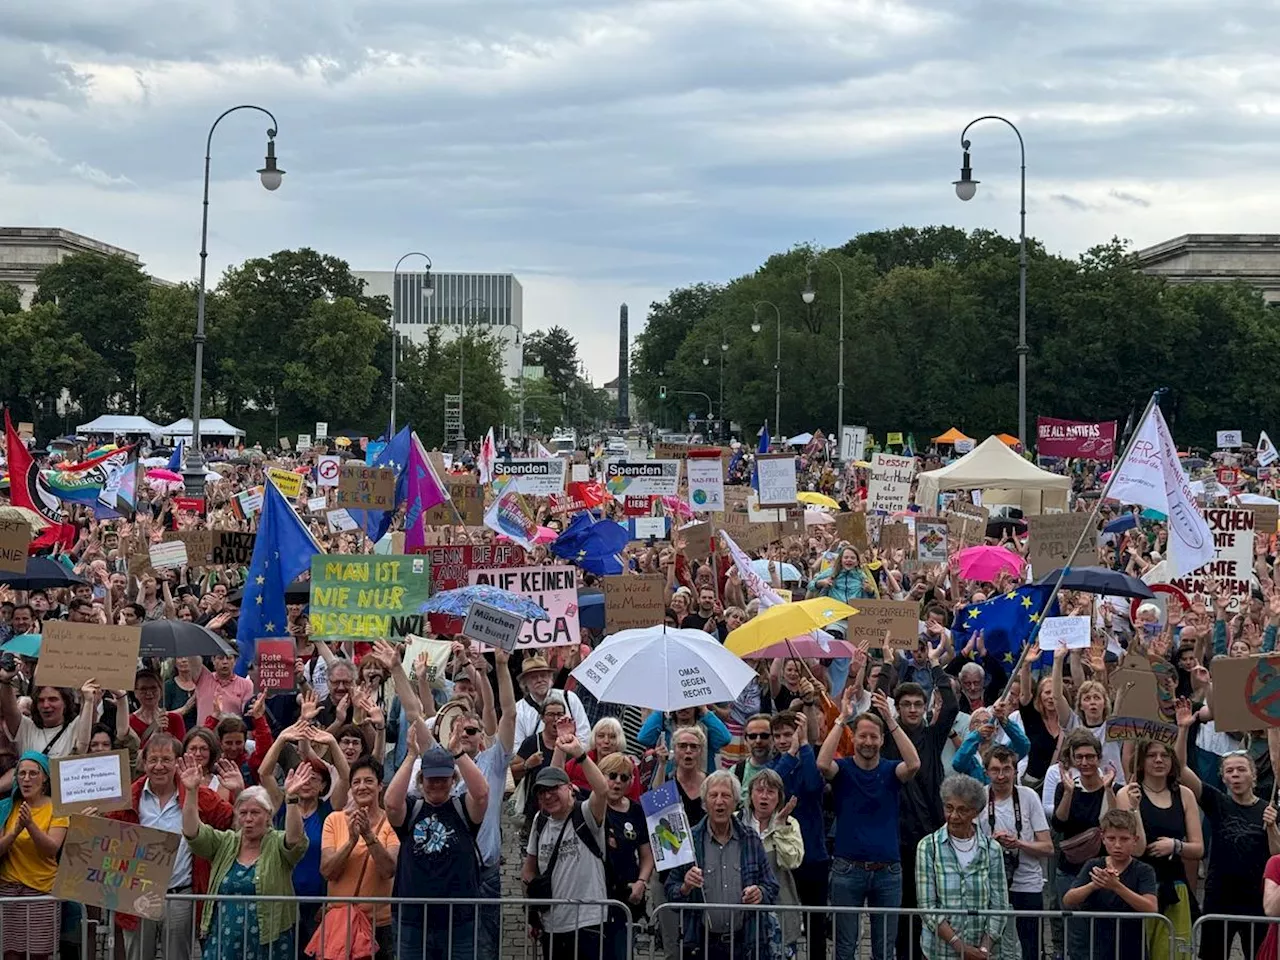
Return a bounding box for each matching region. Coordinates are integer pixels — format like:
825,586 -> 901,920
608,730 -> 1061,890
513,653 -> 590,745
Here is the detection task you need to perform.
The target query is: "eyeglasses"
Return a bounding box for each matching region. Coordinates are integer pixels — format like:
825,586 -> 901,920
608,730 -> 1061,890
675,742 -> 700,751
14,770 -> 42,780
543,712 -> 565,720
607,772 -> 632,783
744,732 -> 772,740
462,726 -> 481,736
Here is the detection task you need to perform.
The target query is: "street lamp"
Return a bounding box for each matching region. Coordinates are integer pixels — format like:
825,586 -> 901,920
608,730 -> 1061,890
800,255 -> 844,446
456,297 -> 488,441
954,114 -> 1028,446
186,105 -> 283,498
752,300 -> 782,435
390,252 -> 434,434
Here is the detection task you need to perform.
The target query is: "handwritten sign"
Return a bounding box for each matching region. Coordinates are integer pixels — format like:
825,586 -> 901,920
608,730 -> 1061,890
425,481 -> 483,526
37,622 -> 141,692
148,540 -> 187,570
602,575 -> 667,632
54,815 -> 179,921
0,519 -> 30,573
52,751 -> 130,816
309,555 -> 431,639
1027,513 -> 1097,575
468,564 -> 579,648
754,455 -> 797,508
879,522 -> 912,555
462,601 -> 527,653
336,464 -> 397,509
845,599 -> 919,650
1166,508 -> 1255,613
1038,615 -> 1092,650
256,639 -> 295,690
946,503 -> 989,549
834,512 -> 868,552
265,466 -> 304,499
1104,716 -> 1178,747
420,543 -> 527,633
867,453 -> 917,513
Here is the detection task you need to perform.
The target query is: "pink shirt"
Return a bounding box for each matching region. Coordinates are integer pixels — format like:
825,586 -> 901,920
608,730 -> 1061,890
194,669 -> 255,725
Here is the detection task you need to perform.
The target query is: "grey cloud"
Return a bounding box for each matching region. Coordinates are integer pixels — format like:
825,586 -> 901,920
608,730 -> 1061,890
1110,190 -> 1151,208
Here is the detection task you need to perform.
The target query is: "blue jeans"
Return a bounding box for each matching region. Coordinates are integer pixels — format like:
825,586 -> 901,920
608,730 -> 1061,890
830,857 -> 902,960
396,918 -> 476,960
476,861 -> 502,960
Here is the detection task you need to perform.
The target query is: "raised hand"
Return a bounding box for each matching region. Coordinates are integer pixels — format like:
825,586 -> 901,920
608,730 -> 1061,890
215,757 -> 245,795
283,764 -> 313,797
176,754 -> 204,792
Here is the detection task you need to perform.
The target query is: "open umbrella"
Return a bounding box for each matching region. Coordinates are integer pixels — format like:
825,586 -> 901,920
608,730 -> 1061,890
797,492 -> 840,510
571,626 -> 756,710
1036,566 -> 1154,599
749,635 -> 858,660
577,588 -> 605,631
420,585 -> 549,622
0,634 -> 41,658
146,468 -> 183,483
533,526 -> 559,545
139,620 -> 235,659
725,597 -> 860,658
750,558 -> 802,582
0,558 -> 88,590
805,509 -> 835,527
954,545 -> 1024,582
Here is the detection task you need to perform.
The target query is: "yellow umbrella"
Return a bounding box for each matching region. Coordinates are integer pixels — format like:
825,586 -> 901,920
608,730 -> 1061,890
333,436 -> 352,447
797,491 -> 840,510
725,597 -> 860,658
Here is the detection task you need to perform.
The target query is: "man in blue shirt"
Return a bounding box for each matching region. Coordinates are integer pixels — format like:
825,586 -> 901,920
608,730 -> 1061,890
771,709 -> 831,960
817,687 -> 921,960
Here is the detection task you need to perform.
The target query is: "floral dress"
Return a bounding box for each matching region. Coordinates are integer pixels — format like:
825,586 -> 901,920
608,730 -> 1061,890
208,860 -> 295,960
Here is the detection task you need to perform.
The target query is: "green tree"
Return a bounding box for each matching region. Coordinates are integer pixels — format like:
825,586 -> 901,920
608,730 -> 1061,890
395,329 -> 512,447
281,297 -> 387,425
0,302 -> 98,424
0,282 -> 21,316
523,327 -> 580,397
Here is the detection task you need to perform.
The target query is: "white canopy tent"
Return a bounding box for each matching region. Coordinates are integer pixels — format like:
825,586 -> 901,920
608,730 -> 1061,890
914,435 -> 1071,515
76,415 -> 162,436
158,418 -> 245,438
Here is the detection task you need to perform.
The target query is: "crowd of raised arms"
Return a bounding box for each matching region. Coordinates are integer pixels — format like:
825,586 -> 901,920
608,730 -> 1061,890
2,434 -> 1280,960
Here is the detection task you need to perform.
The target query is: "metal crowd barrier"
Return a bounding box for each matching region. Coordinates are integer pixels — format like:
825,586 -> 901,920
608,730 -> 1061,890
1192,913 -> 1280,960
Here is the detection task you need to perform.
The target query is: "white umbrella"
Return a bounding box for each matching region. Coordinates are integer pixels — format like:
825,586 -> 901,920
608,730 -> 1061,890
786,432 -> 813,446
571,626 -> 756,711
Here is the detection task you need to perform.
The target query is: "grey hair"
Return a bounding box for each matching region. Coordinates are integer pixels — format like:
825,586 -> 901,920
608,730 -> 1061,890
940,773 -> 986,813
748,768 -> 786,803
701,769 -> 742,806
588,717 -> 626,754
958,662 -> 984,683
541,690 -> 567,714
328,659 -> 357,681
235,785 -> 277,817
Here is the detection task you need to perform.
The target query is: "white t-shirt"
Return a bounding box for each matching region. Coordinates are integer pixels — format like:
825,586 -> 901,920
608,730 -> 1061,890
514,691 -> 591,746
525,799 -> 608,933
15,715 -> 75,760
979,785 -> 1050,893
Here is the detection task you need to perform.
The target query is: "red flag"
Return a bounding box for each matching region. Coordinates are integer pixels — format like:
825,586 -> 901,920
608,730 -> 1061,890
4,412 -> 75,551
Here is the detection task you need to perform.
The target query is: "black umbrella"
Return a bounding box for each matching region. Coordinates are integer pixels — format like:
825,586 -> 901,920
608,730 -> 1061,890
139,620 -> 235,659
285,578 -> 311,605
0,558 -> 89,590
987,518 -> 1027,539
1036,565 -> 1154,599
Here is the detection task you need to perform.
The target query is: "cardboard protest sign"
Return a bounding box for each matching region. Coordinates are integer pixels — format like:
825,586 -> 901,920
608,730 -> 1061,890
54,815 -> 180,921
1027,513 -> 1098,575
336,464 -> 397,509
1104,716 -> 1178,748
845,599 -> 919,650
0,519 -> 30,573
1210,654 -> 1280,731
462,601 -> 526,652
256,639 -> 295,690
1165,508 -> 1255,612
1110,653 -> 1176,725
834,512 -> 868,552
754,455 -> 798,507
677,520 -> 714,558
37,622 -> 141,692
602,575 -> 667,632
421,543 -> 526,632
467,564 -> 580,648
308,555 -> 431,640
164,529 -> 212,564
52,751 -> 131,816
879,522 -> 912,556
1247,503 -> 1279,536
315,421 -> 329,439
265,466 -> 304,499
148,540 -> 187,570
866,453 -> 916,513
915,518 -> 947,564
946,503 -> 989,549
713,510 -> 776,553
425,481 -> 482,526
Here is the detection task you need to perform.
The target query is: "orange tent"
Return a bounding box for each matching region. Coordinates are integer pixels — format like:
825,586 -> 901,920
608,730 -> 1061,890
995,433 -> 1022,448
932,427 -> 973,445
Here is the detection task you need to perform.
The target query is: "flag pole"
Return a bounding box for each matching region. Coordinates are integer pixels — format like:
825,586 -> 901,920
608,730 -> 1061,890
998,389 -> 1165,699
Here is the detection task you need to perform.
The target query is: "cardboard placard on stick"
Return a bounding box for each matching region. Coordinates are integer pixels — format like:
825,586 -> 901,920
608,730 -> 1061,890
834,512 -> 868,552
845,599 -> 919,650
425,481 -> 484,526
602,575 -> 667,632
52,750 -> 131,816
879,522 -> 912,556
336,464 -> 397,509
1247,503 -> 1280,536
1027,513 -> 1098,575
36,622 -> 141,692
0,519 -> 30,573
946,504 -> 989,549
256,639 -> 295,690
54,816 -> 179,921
1210,653 -> 1280,731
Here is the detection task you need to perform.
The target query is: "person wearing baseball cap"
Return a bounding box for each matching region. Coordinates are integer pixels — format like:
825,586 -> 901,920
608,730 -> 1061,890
513,654 -> 590,746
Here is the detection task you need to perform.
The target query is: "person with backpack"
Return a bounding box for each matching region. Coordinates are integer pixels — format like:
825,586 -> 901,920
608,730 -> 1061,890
521,730 -> 611,960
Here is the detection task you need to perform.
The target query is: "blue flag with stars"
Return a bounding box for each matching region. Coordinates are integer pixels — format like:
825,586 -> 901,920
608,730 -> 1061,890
235,480 -> 321,676
361,425 -> 412,540
952,584 -> 1060,668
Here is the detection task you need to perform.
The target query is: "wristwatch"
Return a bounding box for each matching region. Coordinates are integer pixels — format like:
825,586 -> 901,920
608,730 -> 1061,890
285,796 -> 300,805
453,751 -> 466,760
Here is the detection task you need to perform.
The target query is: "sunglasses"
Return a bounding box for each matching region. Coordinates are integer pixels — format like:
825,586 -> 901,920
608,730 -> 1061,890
461,726 -> 481,736
744,732 -> 772,741
607,772 -> 632,783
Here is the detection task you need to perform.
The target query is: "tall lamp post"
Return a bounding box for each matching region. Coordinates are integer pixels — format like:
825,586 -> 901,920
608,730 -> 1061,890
954,114 -> 1028,447
751,300 -> 782,435
801,255 -> 844,446
456,297 -> 489,440
701,327 -> 728,442
390,252 -> 434,435
185,105 -> 284,497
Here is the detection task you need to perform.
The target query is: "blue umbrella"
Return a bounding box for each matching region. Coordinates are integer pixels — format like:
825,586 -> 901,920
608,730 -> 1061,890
1036,566 -> 1154,599
750,558 -> 802,582
420,585 -> 550,621
0,557 -> 88,590
0,634 -> 41,658
1103,513 -> 1138,534
578,589 -> 605,631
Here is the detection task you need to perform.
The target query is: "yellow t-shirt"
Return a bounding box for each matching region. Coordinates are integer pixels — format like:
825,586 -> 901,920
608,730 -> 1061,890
0,802 -> 69,892
321,811 -> 399,926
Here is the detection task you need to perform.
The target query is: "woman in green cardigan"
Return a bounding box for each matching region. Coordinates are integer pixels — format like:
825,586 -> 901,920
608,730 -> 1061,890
179,753 -> 311,959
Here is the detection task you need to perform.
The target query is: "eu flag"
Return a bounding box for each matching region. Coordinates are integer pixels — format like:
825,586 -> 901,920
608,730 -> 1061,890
952,584 -> 1060,668
550,511 -> 629,576
235,481 -> 321,676
361,425 -> 412,540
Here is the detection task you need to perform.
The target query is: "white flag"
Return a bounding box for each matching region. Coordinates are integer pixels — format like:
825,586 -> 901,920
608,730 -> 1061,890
1259,431 -> 1278,468
1108,405 -> 1214,578
477,428 -> 497,485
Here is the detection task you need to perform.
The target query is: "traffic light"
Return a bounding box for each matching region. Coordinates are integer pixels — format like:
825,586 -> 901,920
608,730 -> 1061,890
658,384 -> 667,400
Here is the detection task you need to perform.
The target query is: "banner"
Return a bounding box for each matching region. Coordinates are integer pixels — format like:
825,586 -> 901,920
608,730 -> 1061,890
686,456 -> 724,513
866,453 -> 916,513
308,554 -> 431,639
467,564 -> 580,648
491,458 -> 567,497
604,460 -> 681,499
1035,417 -> 1117,459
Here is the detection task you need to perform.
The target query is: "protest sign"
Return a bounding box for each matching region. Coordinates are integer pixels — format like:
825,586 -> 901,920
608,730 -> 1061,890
468,564 -> 579,648
755,455 -> 798,507
602,575 -> 667,632
866,453 -> 916,513
210,531 -> 256,565
686,454 -> 725,513
915,519 -> 947,564
946,503 -> 988,549
1164,508 -> 1254,612
163,529 -> 211,564
337,464 -> 396,509
491,458 -> 567,497
713,510 -> 778,553
1026,513 -> 1098,575
297,434 -> 312,449
1038,615 -> 1091,650
403,635 -> 453,685
54,816 -> 180,921
425,481 -> 482,526
315,421 -> 329,440
632,516 -> 668,541
604,460 -> 681,499
1248,503 -> 1280,536
462,601 -> 526,652
0,519 -> 30,573
571,464 -> 590,483
234,487 -> 263,519
654,442 -> 688,461
1110,655 -> 1175,725
845,599 -> 919,650
37,622 -> 141,692
265,467 -> 304,499
16,422 -> 33,437
148,540 -> 187,570
256,639 -> 295,690
1210,654 -> 1280,731
420,542 -> 527,632
316,455 -> 341,488
1035,417 -> 1117,459
52,751 -> 131,816
641,781 -> 696,872
879,522 -> 912,556
1217,429 -> 1243,449
307,496 -> 328,513
677,520 -> 714,558
1104,716 -> 1178,748
834,512 -> 868,552
326,508 -> 359,533
309,555 -> 431,640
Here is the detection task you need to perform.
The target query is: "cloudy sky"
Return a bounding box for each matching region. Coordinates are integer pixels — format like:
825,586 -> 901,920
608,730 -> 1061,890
3,0 -> 1279,381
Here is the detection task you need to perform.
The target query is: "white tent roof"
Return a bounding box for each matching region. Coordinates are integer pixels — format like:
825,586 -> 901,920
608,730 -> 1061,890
915,435 -> 1070,514
159,418 -> 245,438
76,415 -> 162,435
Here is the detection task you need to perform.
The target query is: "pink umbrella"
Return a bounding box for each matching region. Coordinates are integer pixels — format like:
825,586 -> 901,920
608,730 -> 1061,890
533,525 -> 559,544
804,509 -> 834,527
955,544 -> 1025,581
146,468 -> 183,483
752,635 -> 858,660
